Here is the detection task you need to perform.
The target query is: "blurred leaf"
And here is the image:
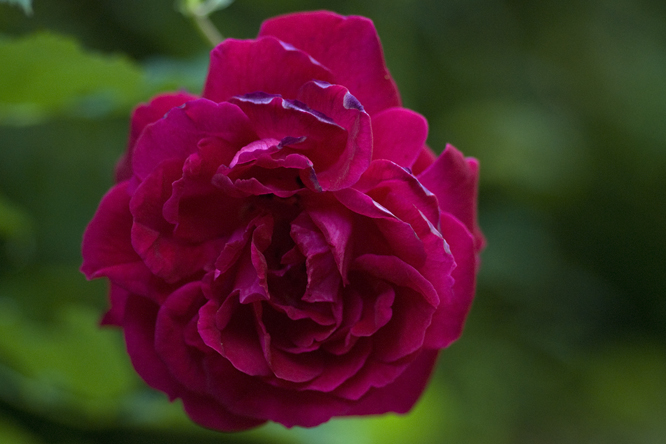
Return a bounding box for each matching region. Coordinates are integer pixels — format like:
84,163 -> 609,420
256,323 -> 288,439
0,118 -> 128,264
143,53 -> 208,94
0,32 -> 147,124
0,194 -> 36,268
442,99 -> 589,199
0,0 -> 32,16
584,342 -> 666,427
0,294 -> 137,424
0,416 -> 42,444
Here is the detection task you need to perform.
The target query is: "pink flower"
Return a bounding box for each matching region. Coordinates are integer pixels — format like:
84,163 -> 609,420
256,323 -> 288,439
81,11 -> 483,431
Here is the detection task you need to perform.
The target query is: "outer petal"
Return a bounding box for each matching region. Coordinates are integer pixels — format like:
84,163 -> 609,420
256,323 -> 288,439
203,354 -> 352,428
411,146 -> 437,176
345,349 -> 438,416
123,294 -> 182,399
259,11 -> 401,115
181,391 -> 266,432
423,212 -> 477,349
203,37 -> 334,103
125,293 -> 263,431
371,107 -> 428,168
117,92 -> 198,183
81,182 -> 173,302
81,183 -> 134,280
154,282 -> 209,393
418,144 -> 484,250
100,284 -> 129,326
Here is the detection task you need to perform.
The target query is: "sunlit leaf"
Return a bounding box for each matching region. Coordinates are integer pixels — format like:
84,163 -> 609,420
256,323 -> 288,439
0,32 -> 147,124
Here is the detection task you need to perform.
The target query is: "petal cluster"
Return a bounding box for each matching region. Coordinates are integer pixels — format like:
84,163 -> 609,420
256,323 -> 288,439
81,11 -> 483,431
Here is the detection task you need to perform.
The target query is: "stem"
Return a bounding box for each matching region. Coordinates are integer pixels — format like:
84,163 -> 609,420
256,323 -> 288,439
193,14 -> 223,47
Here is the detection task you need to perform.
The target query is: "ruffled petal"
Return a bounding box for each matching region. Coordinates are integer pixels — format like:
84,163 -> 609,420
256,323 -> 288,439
296,81 -> 372,190
229,85 -> 371,191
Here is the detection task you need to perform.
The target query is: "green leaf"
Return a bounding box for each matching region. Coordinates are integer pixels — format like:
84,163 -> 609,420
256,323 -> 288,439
0,264 -> 141,425
0,299 -> 139,425
0,32 -> 148,124
0,0 -> 32,16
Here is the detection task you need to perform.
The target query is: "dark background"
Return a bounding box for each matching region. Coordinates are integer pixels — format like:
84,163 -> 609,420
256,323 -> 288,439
1,0 -> 665,442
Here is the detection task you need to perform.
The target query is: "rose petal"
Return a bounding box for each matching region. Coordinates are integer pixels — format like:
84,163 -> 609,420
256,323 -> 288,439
354,159 -> 440,231
123,294 -> 182,399
348,279 -> 395,337
296,81 -> 372,190
345,349 -> 438,415
290,213 -> 341,304
352,255 -> 438,362
181,391 -> 266,432
303,195 -> 353,283
259,11 -> 401,115
130,160 -> 224,283
154,282 -> 210,392
203,37 -> 334,103
230,88 -> 370,191
81,182 -> 172,302
305,337 -> 372,392
131,99 -> 254,184
411,146 -> 437,176
423,212 -> 477,349
117,92 -> 198,183
81,183 -> 134,279
198,296 -> 272,376
333,353 -> 414,400
255,303 -> 324,383
371,107 -> 428,168
418,144 -> 484,250
100,284 -> 129,326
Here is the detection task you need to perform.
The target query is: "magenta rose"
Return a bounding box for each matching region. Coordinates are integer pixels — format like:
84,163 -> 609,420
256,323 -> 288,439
81,11 -> 484,431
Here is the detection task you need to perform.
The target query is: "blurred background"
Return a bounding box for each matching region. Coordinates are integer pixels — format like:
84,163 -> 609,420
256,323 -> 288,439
1,0 -> 665,442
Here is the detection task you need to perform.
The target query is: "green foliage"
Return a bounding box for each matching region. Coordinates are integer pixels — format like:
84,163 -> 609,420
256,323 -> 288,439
0,0 -> 32,16
0,32 -> 156,125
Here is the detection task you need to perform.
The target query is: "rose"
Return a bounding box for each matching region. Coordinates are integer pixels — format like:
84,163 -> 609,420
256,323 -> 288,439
81,11 -> 484,431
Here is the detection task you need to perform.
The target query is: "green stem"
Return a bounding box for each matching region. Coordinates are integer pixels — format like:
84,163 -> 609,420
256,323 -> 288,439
192,14 -> 223,47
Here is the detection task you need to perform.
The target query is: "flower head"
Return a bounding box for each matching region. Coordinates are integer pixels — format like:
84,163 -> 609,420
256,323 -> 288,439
82,11 -> 483,431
